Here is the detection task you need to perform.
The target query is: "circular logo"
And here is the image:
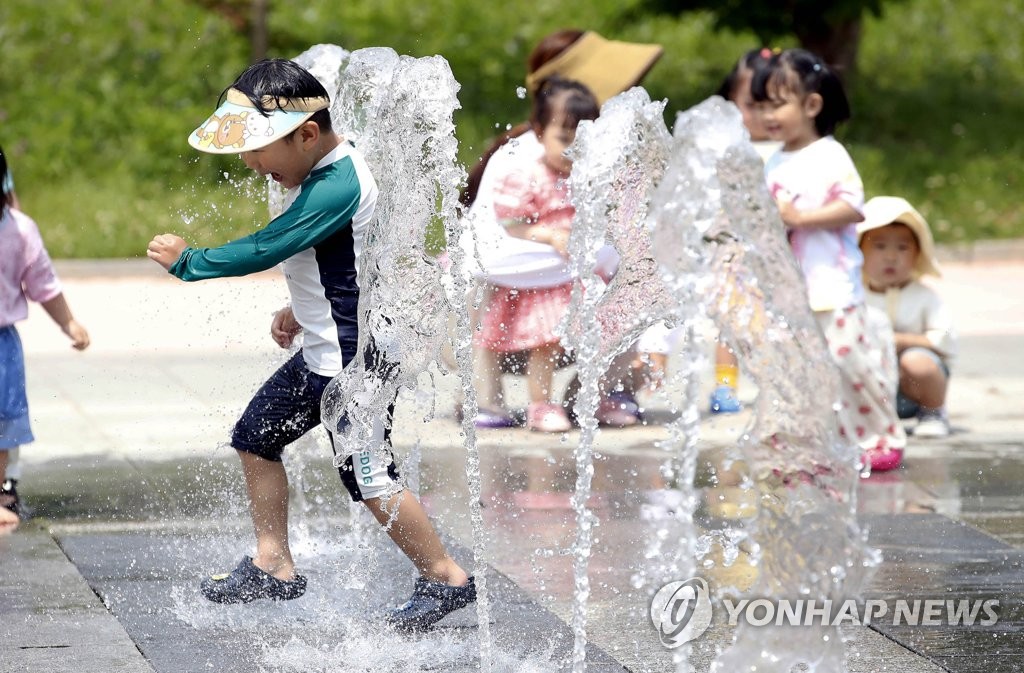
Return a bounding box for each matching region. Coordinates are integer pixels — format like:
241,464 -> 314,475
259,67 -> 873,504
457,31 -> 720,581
650,577 -> 713,648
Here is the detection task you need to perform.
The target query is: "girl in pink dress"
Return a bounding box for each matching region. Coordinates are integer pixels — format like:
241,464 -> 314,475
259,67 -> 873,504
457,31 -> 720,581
475,78 -> 599,432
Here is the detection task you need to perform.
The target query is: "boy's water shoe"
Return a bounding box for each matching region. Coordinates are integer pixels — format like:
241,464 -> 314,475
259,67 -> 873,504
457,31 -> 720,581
385,576 -> 477,632
200,555 -> 306,604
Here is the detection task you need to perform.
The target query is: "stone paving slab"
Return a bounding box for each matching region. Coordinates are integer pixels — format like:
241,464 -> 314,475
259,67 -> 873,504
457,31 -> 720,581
7,449 -> 959,673
0,524 -> 156,673
6,256 -> 1024,672
50,521 -> 626,673
860,513 -> 1024,672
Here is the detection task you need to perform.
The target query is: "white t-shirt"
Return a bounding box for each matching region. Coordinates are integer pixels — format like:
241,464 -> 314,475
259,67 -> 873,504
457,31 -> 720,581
752,139 -> 783,164
865,281 -> 957,364
764,136 -> 865,311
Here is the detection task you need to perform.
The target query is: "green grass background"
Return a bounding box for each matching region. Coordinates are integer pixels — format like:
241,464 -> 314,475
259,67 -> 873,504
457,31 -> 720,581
1,0 -> 1020,257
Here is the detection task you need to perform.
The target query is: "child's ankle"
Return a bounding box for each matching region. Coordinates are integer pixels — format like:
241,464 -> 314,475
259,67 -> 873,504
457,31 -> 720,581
253,553 -> 295,579
425,559 -> 469,586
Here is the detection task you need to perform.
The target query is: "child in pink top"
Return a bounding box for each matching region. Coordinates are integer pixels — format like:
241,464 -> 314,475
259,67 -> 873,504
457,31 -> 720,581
475,78 -> 599,432
0,148 -> 90,523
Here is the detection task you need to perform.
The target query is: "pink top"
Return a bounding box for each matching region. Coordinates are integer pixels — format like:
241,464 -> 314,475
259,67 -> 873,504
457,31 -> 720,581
492,160 -> 574,233
0,207 -> 62,327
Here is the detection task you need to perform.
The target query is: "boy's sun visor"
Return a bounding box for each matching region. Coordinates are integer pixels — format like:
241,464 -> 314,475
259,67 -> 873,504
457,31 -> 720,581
188,88 -> 330,154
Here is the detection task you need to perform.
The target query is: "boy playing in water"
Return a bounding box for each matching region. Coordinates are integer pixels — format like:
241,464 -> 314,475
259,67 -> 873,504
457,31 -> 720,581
147,59 -> 475,631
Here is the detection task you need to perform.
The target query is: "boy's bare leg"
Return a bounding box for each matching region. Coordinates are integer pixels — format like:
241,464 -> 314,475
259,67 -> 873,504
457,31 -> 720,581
363,490 -> 470,587
238,450 -> 296,580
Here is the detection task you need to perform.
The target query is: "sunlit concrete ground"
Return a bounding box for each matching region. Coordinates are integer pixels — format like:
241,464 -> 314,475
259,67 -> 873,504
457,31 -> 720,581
8,255 -> 1024,672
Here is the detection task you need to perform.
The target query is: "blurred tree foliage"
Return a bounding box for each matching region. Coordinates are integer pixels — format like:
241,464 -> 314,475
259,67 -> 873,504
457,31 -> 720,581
0,0 -> 249,184
627,0 -> 904,76
0,0 -> 1021,257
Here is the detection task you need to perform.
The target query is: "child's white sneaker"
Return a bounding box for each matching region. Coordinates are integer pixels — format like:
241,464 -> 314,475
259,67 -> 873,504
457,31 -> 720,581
913,408 -> 950,439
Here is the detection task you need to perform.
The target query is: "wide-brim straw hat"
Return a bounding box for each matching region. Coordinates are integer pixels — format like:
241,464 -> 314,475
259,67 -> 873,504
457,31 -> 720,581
525,32 -> 663,104
188,88 -> 330,154
858,196 -> 942,278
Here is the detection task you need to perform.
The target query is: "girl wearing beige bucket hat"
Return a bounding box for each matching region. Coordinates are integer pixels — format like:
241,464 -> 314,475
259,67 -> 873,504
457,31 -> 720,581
858,196 -> 958,439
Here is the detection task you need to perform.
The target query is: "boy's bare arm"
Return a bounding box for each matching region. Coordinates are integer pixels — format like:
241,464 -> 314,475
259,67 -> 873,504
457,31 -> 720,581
40,293 -> 89,350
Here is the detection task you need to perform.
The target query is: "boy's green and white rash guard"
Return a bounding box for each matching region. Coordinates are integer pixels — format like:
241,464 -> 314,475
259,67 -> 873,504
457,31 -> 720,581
170,142 -> 378,377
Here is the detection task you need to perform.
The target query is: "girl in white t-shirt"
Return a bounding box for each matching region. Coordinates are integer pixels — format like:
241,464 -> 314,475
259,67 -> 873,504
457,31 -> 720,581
753,49 -> 906,472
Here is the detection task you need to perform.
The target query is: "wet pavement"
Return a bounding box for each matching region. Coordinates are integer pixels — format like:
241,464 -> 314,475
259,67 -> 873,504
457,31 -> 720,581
3,250 -> 1024,672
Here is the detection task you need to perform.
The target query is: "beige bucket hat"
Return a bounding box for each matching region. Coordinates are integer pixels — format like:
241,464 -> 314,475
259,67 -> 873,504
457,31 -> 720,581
525,32 -> 663,104
858,196 -> 942,278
